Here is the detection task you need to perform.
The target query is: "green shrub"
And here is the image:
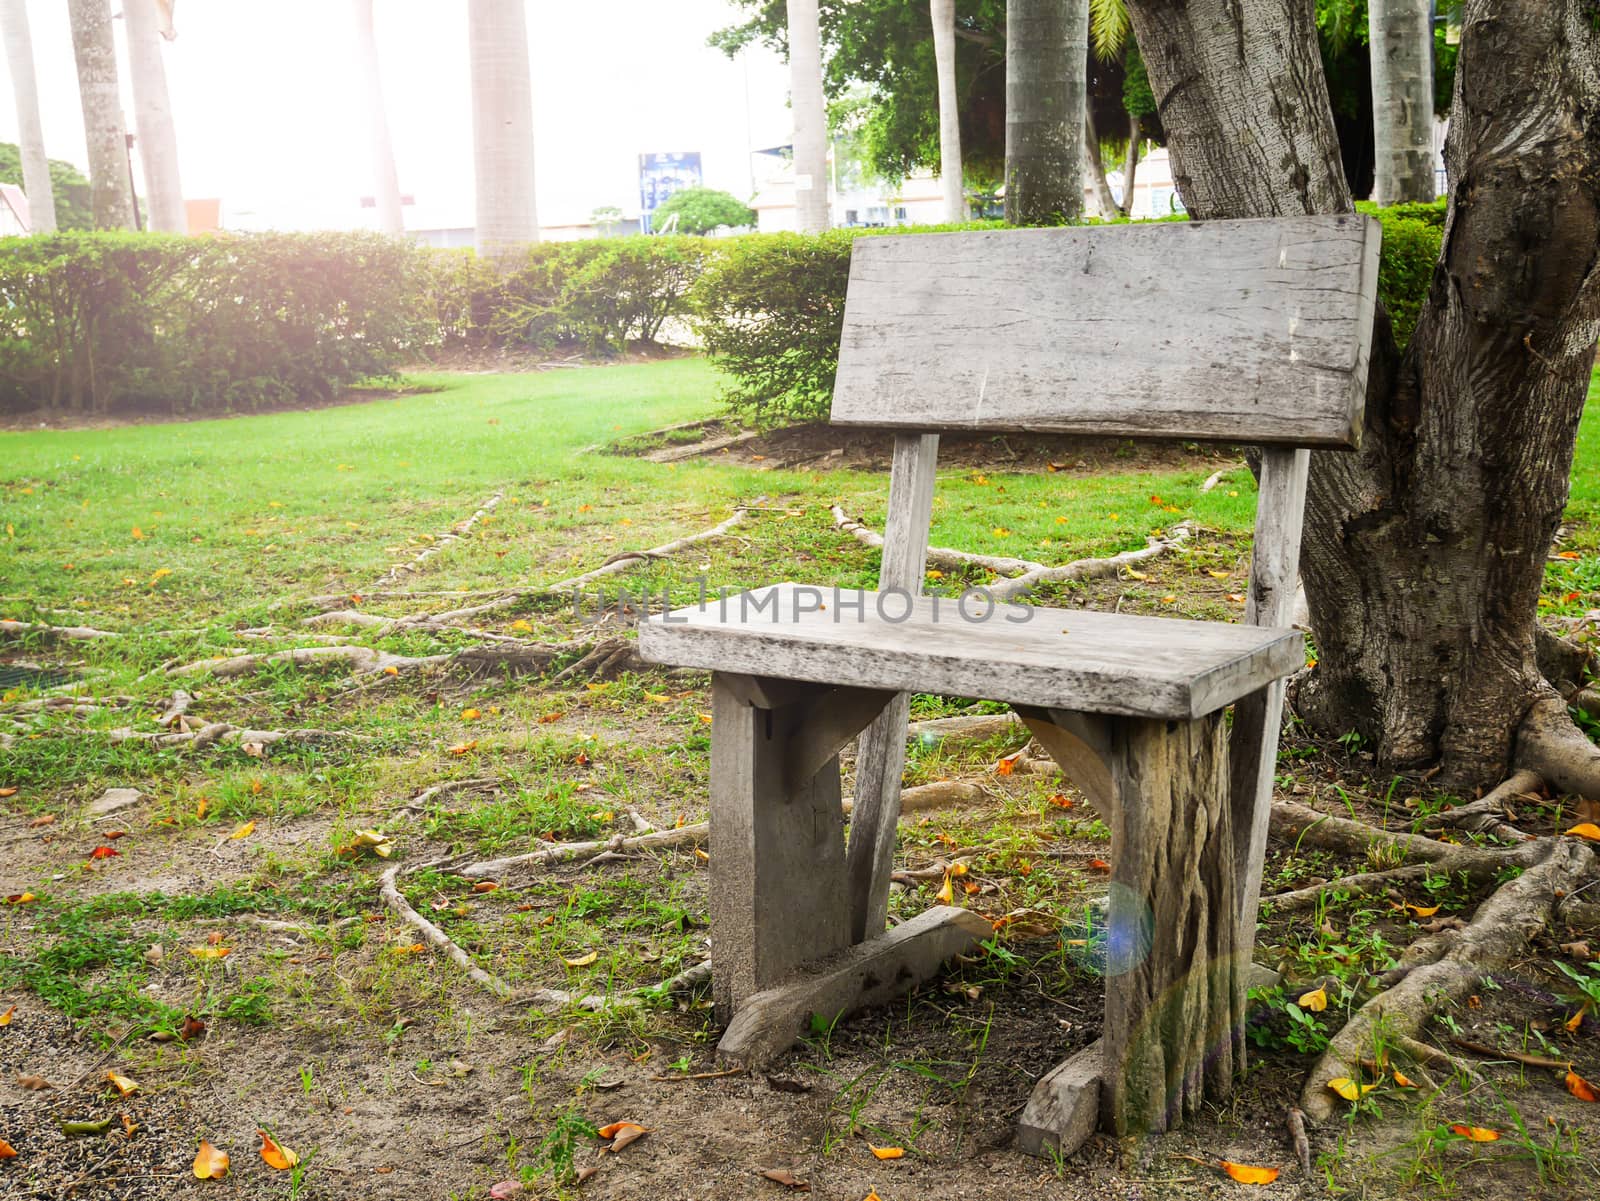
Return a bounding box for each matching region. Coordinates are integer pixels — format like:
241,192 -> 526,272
483,236 -> 709,354
1359,203 -> 1444,347
0,231 -> 432,415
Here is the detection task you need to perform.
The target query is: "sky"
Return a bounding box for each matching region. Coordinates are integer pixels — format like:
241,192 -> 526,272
0,0 -> 793,231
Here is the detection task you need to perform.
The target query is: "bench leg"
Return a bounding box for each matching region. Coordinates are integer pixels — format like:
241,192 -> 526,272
708,673 -> 893,1023
1102,712 -> 1243,1137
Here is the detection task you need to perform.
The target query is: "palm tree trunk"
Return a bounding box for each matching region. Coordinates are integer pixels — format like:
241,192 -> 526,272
1368,0 -> 1436,203
786,0 -> 830,232
467,0 -> 538,259
0,0 -> 56,232
1004,0 -> 1087,224
67,0 -> 135,230
1120,114 -> 1141,216
352,0 -> 403,235
123,0 -> 185,233
930,0 -> 965,223
1082,112 -> 1118,217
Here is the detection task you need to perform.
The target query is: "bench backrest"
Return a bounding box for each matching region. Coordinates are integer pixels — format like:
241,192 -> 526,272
832,215 -> 1381,449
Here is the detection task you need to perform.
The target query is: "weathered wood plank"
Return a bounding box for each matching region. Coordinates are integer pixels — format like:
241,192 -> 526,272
1102,713 -> 1243,1137
716,905 -> 992,1067
1017,1040 -> 1103,1159
847,432 -> 940,944
641,585 -> 1303,720
709,674 -> 850,1021
1015,706 -> 1116,821
1230,447 -> 1310,945
831,216 -> 1381,448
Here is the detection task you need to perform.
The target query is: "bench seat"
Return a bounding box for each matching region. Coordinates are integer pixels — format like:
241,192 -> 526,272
640,582 -> 1303,721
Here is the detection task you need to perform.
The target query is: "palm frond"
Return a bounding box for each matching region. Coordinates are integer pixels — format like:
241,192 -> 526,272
1089,0 -> 1131,63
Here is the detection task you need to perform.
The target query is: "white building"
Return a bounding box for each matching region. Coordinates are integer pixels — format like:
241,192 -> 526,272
0,184 -> 32,235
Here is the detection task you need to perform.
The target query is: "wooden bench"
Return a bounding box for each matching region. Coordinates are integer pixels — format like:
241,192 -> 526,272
639,215 -> 1381,1155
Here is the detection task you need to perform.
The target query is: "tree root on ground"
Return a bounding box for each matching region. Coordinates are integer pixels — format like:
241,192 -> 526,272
367,508 -> 751,630
1428,768 -> 1542,842
1515,694 -> 1600,800
0,618 -> 120,641
370,490 -> 504,589
162,640 -> 584,684
379,863 -> 513,1000
105,722 -> 366,752
830,505 -> 1191,602
1299,837 -> 1594,1119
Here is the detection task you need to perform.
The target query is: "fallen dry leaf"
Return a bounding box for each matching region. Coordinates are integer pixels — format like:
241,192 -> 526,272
448,740 -> 478,755
461,708 -> 482,721
104,1071 -> 139,1097
1405,902 -> 1440,917
1326,1077 -> 1377,1101
0,787 -> 16,798
600,1122 -> 649,1152
0,1005 -> 13,1026
179,1014 -> 206,1041
1565,1006 -> 1588,1033
228,820 -> 255,841
188,946 -> 230,961
563,950 -> 599,968
193,1139 -> 230,1179
1393,1069 -> 1418,1089
1220,1161 -> 1281,1184
488,1183 -> 523,1200
1449,1125 -> 1500,1142
16,1074 -> 53,1090
1297,987 -> 1328,1012
1563,822 -> 1600,842
4,893 -> 36,904
760,1167 -> 811,1190
472,881 -> 500,894
1566,1070 -> 1599,1103
258,1128 -> 300,1169
1561,940 -> 1592,959
336,829 -> 393,858
87,846 -> 120,860
27,814 -> 53,827
0,1137 -> 15,1158
866,1143 -> 904,1160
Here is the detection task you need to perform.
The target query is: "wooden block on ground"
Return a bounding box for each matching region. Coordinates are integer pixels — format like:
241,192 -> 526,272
717,906 -> 992,1068
1017,1040 -> 1103,1159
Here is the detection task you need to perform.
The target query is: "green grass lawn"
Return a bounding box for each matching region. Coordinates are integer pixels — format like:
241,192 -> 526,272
0,360 -> 1596,1200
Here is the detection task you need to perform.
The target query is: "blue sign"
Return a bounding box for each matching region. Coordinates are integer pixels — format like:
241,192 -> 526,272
638,152 -> 703,229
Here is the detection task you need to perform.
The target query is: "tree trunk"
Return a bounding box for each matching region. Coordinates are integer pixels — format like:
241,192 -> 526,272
1005,0 -> 1087,225
66,0 -> 135,230
1123,0 -> 1600,791
1,0 -> 56,232
1368,0 -> 1436,204
930,0 -> 966,223
1120,114 -> 1141,216
1082,111 -> 1118,218
123,0 -> 185,233
467,0 -> 538,259
351,0 -> 403,235
787,0 -> 830,233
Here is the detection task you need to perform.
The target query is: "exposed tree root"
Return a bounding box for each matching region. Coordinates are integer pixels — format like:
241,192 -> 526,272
830,505 -> 1191,602
1270,800 -> 1482,867
1300,837 -> 1594,1119
163,640 -> 574,684
454,824 -> 710,880
379,864 -> 512,1000
1515,694 -> 1600,800
1430,769 -> 1542,842
549,637 -> 647,684
1536,625 -> 1595,691
904,712 -> 1024,741
0,618 -> 119,641
1200,464 -> 1243,493
404,507 -> 751,629
371,490 -> 504,588
1263,863 -> 1441,914
105,722 -> 365,752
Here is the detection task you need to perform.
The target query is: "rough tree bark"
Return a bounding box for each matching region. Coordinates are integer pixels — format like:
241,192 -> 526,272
1120,114 -> 1141,217
1368,0 -> 1437,204
1125,0 -> 1600,795
930,0 -> 966,223
66,0 -> 136,230
0,0 -> 56,232
787,0 -> 831,233
467,0 -> 538,259
1004,0 -> 1087,224
123,0 -> 186,233
352,0 -> 404,235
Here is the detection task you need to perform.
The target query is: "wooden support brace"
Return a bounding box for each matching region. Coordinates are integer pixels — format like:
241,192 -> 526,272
709,673 -> 894,1021
717,905 -> 992,1068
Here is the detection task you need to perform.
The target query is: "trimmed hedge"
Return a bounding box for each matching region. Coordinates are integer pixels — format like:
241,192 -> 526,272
0,231 -> 431,416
